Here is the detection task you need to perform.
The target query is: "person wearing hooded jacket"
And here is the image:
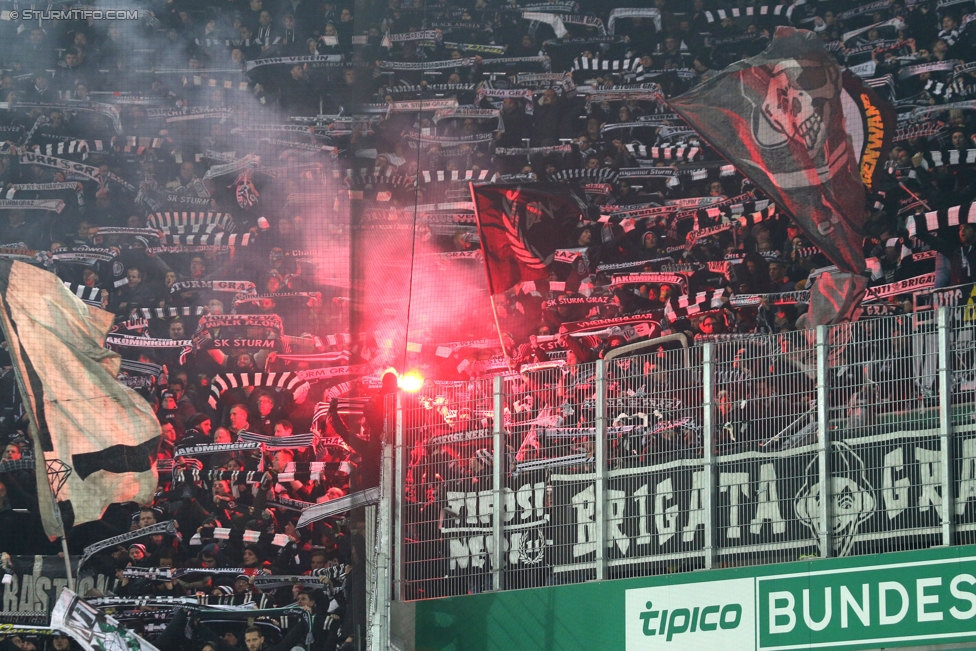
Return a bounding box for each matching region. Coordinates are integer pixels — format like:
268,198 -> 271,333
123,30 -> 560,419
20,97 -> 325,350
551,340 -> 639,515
326,373 -> 397,491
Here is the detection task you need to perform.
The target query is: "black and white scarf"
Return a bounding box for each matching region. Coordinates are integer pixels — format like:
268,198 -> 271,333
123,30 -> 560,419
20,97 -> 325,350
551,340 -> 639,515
837,0 -> 891,20
610,272 -> 686,288
378,58 -> 474,70
147,212 -> 234,231
295,486 -> 381,528
728,290 -> 811,307
478,56 -> 551,70
237,431 -> 316,449
244,54 -> 342,71
174,441 -> 262,458
63,281 -> 102,306
419,169 -> 491,183
595,257 -> 671,273
572,56 -> 642,73
898,59 -> 960,80
79,520 -> 177,568
7,182 -> 84,207
12,99 -> 122,133
52,246 -> 118,263
94,227 -> 161,240
922,149 -> 976,168
384,99 -> 459,114
251,575 -> 329,590
196,313 -> 283,333
295,365 -> 368,382
626,144 -> 702,161
192,526 -> 291,548
549,168 -> 618,183
425,428 -> 494,446
163,232 -> 253,246
170,279 -> 256,294
18,151 -> 102,182
120,359 -> 162,378
494,144 -> 573,156
864,273 -> 936,301
429,41 -> 506,55
174,469 -> 271,485
893,119 -> 944,142
265,496 -> 317,512
208,372 -> 311,408
113,317 -> 148,333
274,351 -> 351,364
148,245 -> 235,254
154,109 -> 235,124
29,140 -> 91,158
383,83 -> 477,98
203,154 -> 260,180
619,162 -> 736,181
233,291 -> 320,305
105,333 -> 192,349
907,202 -> 976,236
607,7 -> 661,33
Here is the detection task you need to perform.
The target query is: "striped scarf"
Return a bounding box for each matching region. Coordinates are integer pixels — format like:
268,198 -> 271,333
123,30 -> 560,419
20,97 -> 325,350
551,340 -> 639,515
238,431 -> 316,448
163,232 -> 252,246
147,211 -> 234,231
295,486 -> 381,527
62,282 -> 102,307
208,372 -> 311,408
907,202 -> 976,237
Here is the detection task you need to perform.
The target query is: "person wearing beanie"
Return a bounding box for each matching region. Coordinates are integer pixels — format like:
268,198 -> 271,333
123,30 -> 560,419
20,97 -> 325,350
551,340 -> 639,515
113,544 -> 152,597
211,585 -> 234,597
230,574 -> 254,604
178,413 -> 215,465
128,544 -> 147,564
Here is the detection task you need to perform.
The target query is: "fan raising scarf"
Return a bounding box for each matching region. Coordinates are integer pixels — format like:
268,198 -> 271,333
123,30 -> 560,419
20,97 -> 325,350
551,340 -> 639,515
170,280 -> 256,294
79,520 -> 177,568
233,167 -> 259,208
208,372 -> 311,408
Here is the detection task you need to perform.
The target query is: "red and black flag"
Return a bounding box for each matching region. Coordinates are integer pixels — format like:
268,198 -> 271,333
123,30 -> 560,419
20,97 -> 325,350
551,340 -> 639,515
669,27 -> 896,274
470,182 -> 588,294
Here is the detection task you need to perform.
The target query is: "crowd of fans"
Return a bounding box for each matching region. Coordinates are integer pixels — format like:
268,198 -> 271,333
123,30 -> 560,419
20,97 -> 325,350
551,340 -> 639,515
0,0 -> 970,637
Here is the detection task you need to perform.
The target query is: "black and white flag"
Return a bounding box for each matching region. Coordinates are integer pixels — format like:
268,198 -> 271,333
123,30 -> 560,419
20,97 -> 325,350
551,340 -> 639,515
0,261 -> 159,538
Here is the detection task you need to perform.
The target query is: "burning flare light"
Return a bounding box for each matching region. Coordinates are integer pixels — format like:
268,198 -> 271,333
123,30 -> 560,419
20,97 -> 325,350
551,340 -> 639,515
398,370 -> 425,393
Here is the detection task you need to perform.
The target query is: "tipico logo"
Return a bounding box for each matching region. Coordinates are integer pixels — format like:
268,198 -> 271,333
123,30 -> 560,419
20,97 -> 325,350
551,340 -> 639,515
625,578 -> 756,651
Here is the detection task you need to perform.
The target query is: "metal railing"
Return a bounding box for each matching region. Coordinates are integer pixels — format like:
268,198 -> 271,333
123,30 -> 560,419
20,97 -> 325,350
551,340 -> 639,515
386,305 -> 976,601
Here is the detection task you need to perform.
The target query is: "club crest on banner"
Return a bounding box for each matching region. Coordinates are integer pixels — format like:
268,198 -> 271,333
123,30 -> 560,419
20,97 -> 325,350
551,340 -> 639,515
794,441 -> 877,558
751,58 -> 840,154
503,192 -> 551,271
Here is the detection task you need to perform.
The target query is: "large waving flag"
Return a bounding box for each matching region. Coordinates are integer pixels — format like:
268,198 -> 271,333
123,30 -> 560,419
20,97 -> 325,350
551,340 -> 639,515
669,27 -> 895,274
0,260 -> 159,538
470,182 -> 588,295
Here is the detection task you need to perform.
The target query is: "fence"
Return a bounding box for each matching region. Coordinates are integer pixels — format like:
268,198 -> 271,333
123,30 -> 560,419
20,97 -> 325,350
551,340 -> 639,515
384,304 -> 976,601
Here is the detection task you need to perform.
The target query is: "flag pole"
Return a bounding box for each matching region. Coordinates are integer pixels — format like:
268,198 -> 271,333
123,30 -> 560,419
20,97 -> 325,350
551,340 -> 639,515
488,293 -> 515,371
61,537 -> 75,591
42,457 -> 74,590
42,455 -> 75,590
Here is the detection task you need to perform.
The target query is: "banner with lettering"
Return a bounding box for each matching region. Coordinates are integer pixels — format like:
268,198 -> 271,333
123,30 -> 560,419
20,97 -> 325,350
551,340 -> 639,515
547,432 -> 961,574
440,471 -> 551,576
2,555 -> 113,613
438,430 -> 976,577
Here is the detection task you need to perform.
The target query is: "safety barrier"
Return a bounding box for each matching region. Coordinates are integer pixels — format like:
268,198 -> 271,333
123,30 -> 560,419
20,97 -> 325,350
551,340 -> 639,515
385,305 -> 976,600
